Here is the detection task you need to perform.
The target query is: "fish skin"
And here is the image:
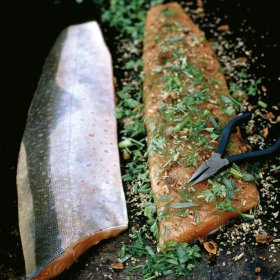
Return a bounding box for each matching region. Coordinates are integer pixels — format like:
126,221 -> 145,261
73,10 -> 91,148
17,21 -> 128,280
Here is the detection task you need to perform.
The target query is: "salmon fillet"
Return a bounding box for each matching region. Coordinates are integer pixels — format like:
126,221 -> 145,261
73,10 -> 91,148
143,3 -> 259,245
17,21 -> 128,279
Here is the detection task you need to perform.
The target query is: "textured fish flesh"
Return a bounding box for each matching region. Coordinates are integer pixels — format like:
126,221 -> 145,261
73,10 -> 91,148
143,3 -> 259,245
17,21 -> 128,279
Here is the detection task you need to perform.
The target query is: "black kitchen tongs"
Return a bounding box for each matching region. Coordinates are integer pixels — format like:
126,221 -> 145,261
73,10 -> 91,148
188,112 -> 280,185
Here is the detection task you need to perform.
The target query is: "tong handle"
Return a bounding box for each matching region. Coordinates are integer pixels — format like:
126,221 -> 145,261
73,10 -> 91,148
227,137 -> 280,163
216,112 -> 251,156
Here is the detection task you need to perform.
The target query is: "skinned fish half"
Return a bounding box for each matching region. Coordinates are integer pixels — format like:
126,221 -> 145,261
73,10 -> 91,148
17,21 -> 128,280
143,3 -> 259,245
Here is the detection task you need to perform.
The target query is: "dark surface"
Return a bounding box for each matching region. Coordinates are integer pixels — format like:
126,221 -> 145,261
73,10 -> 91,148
205,0 -> 280,106
1,0 -> 279,279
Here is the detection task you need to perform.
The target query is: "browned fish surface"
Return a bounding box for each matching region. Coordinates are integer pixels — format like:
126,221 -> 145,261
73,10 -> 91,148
17,21 -> 128,279
143,3 -> 259,245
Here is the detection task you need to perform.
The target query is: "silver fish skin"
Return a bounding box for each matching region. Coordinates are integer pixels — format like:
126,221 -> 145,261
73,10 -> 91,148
17,21 -> 128,280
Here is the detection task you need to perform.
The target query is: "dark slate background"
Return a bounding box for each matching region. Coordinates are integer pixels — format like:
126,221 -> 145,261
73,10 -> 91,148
1,0 -> 279,278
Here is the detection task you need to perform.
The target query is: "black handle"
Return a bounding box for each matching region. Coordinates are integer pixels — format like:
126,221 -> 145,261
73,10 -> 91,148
216,112 -> 251,156
227,137 -> 280,163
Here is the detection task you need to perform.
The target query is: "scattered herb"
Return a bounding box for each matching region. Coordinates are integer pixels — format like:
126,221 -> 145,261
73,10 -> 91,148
258,100 -> 268,109
120,231 -> 201,279
172,201 -> 201,208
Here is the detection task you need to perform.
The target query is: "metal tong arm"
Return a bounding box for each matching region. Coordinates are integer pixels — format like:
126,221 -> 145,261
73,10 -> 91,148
216,112 -> 252,156
227,137 -> 280,164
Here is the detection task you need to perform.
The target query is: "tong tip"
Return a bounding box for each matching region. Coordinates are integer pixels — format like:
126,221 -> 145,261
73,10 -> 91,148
188,161 -> 209,185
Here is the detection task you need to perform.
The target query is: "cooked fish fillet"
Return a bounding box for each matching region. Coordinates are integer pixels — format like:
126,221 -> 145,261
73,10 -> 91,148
143,3 -> 259,245
17,21 -> 128,280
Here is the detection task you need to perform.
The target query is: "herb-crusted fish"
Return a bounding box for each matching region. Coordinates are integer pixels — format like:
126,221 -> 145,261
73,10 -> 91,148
17,21 -> 128,279
143,3 -> 259,245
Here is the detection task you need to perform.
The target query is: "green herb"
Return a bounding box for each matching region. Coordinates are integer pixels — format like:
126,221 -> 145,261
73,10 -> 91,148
194,208 -> 199,224
102,0 -> 147,44
230,163 -> 256,182
198,180 -> 230,204
241,173 -> 255,182
161,6 -> 178,18
119,139 -> 132,148
223,178 -> 236,199
148,136 -> 166,155
239,71 -> 248,78
164,73 -> 183,92
188,34 -> 205,46
168,35 -> 184,44
258,100 -> 268,108
248,78 -> 262,96
172,47 -> 184,58
209,116 -> 219,128
216,197 -> 237,212
163,151 -> 180,167
187,152 -> 198,167
230,77 -> 262,98
174,118 -> 189,132
220,94 -> 243,107
172,201 -> 201,208
224,106 -> 235,116
124,59 -> 143,70
120,232 -> 201,279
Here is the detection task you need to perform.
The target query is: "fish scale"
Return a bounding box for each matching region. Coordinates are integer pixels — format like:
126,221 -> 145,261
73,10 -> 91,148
17,21 -> 128,280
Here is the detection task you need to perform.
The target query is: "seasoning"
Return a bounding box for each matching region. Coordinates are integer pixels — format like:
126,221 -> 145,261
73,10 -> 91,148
110,262 -> 124,270
203,241 -> 218,255
255,234 -> 275,244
